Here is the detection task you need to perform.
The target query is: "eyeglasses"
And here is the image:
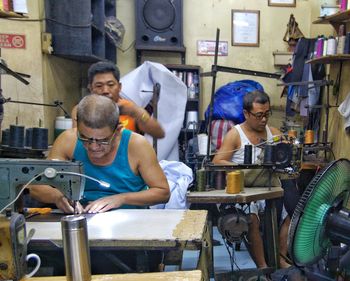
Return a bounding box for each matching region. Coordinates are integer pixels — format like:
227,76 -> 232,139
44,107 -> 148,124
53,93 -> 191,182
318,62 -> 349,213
247,110 -> 272,120
77,127 -> 117,146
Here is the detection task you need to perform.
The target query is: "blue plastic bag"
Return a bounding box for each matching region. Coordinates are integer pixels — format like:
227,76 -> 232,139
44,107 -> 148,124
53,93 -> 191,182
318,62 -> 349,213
205,80 -> 264,124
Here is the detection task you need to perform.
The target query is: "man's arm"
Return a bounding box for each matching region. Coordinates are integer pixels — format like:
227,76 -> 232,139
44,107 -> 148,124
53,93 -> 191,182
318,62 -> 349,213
118,99 -> 165,139
29,129 -> 82,213
212,128 -> 240,165
84,133 -> 170,213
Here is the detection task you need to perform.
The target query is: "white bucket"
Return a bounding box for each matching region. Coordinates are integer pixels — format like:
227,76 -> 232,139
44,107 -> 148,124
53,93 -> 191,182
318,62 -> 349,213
54,116 -> 73,139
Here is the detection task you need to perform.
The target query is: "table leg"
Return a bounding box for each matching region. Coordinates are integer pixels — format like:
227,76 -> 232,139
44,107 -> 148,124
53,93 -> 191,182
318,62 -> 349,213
264,198 -> 279,269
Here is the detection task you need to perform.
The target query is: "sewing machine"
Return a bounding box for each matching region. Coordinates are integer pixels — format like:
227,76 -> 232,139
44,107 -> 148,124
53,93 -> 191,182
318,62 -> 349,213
0,159 -> 85,281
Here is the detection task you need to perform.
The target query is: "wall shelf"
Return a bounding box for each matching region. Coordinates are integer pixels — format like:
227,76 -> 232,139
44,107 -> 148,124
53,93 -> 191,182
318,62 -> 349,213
307,54 -> 350,64
0,10 -> 26,18
313,9 -> 350,30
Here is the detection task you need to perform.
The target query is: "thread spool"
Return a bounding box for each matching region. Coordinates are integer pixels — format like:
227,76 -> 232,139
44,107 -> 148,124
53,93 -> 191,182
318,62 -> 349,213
263,145 -> 276,164
304,130 -> 315,144
226,171 -> 242,194
288,130 -> 297,138
196,169 -> 206,191
213,171 -> 226,190
322,38 -> 328,56
337,36 -> 346,54
243,145 -> 253,164
1,129 -> 10,146
32,127 -> 48,150
327,37 -> 337,55
344,32 -> 350,54
25,128 -> 33,148
9,125 -> 25,148
316,37 -> 324,58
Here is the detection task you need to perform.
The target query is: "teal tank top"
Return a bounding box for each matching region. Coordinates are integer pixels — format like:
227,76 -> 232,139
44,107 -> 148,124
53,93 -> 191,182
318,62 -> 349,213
73,129 -> 147,209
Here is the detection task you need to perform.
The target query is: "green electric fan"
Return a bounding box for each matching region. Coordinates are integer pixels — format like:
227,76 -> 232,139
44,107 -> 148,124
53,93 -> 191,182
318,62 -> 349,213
288,158 -> 350,278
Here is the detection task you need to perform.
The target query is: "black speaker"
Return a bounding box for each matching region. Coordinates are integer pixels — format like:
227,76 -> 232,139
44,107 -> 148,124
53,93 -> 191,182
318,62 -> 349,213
135,0 -> 184,50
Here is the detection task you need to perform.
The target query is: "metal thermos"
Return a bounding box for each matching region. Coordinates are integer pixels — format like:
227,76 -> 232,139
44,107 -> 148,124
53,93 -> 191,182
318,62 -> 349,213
61,215 -> 91,281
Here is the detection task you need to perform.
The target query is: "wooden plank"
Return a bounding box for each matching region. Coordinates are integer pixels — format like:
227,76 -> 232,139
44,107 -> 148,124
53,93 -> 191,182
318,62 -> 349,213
22,270 -> 203,281
26,209 -> 208,249
186,187 -> 284,204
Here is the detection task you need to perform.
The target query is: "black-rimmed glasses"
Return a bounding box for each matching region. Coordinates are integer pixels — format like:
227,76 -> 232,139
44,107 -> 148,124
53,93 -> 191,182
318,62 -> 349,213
77,127 -> 117,146
247,110 -> 272,120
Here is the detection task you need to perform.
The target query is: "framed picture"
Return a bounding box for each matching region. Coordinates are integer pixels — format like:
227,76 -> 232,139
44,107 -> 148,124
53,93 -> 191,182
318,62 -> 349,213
231,10 -> 260,47
268,0 -> 296,7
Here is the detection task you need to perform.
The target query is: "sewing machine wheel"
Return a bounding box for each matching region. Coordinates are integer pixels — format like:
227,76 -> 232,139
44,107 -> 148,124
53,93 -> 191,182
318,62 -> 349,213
217,206 -> 250,244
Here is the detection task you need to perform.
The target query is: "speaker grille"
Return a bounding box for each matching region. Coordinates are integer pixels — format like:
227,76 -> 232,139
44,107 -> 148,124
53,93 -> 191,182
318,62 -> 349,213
143,0 -> 176,31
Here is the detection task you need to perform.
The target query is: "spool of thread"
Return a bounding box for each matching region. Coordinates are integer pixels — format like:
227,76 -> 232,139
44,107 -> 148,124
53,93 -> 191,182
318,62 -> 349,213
337,36 -> 346,54
214,171 -> 226,190
25,128 -> 33,148
288,130 -> 297,138
196,169 -> 206,191
243,145 -> 253,164
322,38 -> 328,56
344,32 -> 350,54
340,0 -> 347,11
186,72 -> 193,87
263,145 -> 276,164
304,130 -> 315,144
326,37 -> 337,55
1,129 -> 10,146
186,111 -> 198,130
316,37 -> 324,58
9,125 -> 25,148
226,171 -> 242,194
32,127 -> 48,149
239,170 -> 244,192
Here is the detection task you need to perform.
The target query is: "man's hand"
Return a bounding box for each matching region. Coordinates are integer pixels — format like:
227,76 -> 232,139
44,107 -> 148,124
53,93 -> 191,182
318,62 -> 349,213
84,195 -> 125,213
55,195 -> 84,214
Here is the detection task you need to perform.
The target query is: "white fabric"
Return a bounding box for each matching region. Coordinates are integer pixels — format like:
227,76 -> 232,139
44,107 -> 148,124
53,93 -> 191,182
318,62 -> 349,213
120,61 -> 188,161
338,92 -> 350,130
150,160 -> 193,209
231,124 -> 273,164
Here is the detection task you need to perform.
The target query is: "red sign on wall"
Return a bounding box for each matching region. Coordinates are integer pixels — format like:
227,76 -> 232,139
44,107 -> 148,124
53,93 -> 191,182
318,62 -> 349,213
0,33 -> 26,49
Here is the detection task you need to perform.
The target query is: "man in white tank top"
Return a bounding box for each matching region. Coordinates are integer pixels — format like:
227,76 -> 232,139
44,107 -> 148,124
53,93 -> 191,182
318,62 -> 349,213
213,91 -> 291,269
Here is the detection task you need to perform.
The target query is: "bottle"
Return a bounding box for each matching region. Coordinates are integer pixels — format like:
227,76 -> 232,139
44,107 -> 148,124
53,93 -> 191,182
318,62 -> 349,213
61,215 -> 91,281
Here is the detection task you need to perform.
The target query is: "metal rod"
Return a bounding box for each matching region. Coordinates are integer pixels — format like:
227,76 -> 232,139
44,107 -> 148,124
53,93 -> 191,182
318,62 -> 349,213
0,61 -> 30,85
152,83 -> 160,154
206,28 -> 220,163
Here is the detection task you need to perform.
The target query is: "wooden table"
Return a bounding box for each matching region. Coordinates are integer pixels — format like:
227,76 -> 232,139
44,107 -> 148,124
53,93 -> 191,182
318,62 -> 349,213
22,270 -> 202,281
187,187 -> 284,270
26,210 -> 211,281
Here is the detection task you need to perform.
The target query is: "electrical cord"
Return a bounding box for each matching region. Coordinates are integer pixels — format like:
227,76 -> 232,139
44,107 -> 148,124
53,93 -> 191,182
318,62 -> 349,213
0,172 -> 45,214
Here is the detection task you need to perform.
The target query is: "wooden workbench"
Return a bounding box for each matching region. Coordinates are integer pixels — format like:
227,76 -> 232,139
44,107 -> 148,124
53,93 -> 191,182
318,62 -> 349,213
26,210 -> 211,280
187,186 -> 284,270
22,270 -> 202,281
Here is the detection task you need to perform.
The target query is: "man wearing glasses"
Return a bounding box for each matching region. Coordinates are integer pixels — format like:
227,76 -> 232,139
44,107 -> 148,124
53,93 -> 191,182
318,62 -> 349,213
213,90 -> 291,269
30,94 -> 170,214
71,61 -> 165,139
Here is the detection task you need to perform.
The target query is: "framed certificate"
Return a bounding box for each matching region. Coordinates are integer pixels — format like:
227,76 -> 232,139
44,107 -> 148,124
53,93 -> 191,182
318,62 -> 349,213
268,0 -> 296,7
231,10 -> 260,47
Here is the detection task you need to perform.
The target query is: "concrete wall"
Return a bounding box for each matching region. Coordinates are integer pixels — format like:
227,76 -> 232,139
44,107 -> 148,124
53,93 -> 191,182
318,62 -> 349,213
1,0 -> 341,146
117,0 -> 315,118
0,0 -> 82,142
